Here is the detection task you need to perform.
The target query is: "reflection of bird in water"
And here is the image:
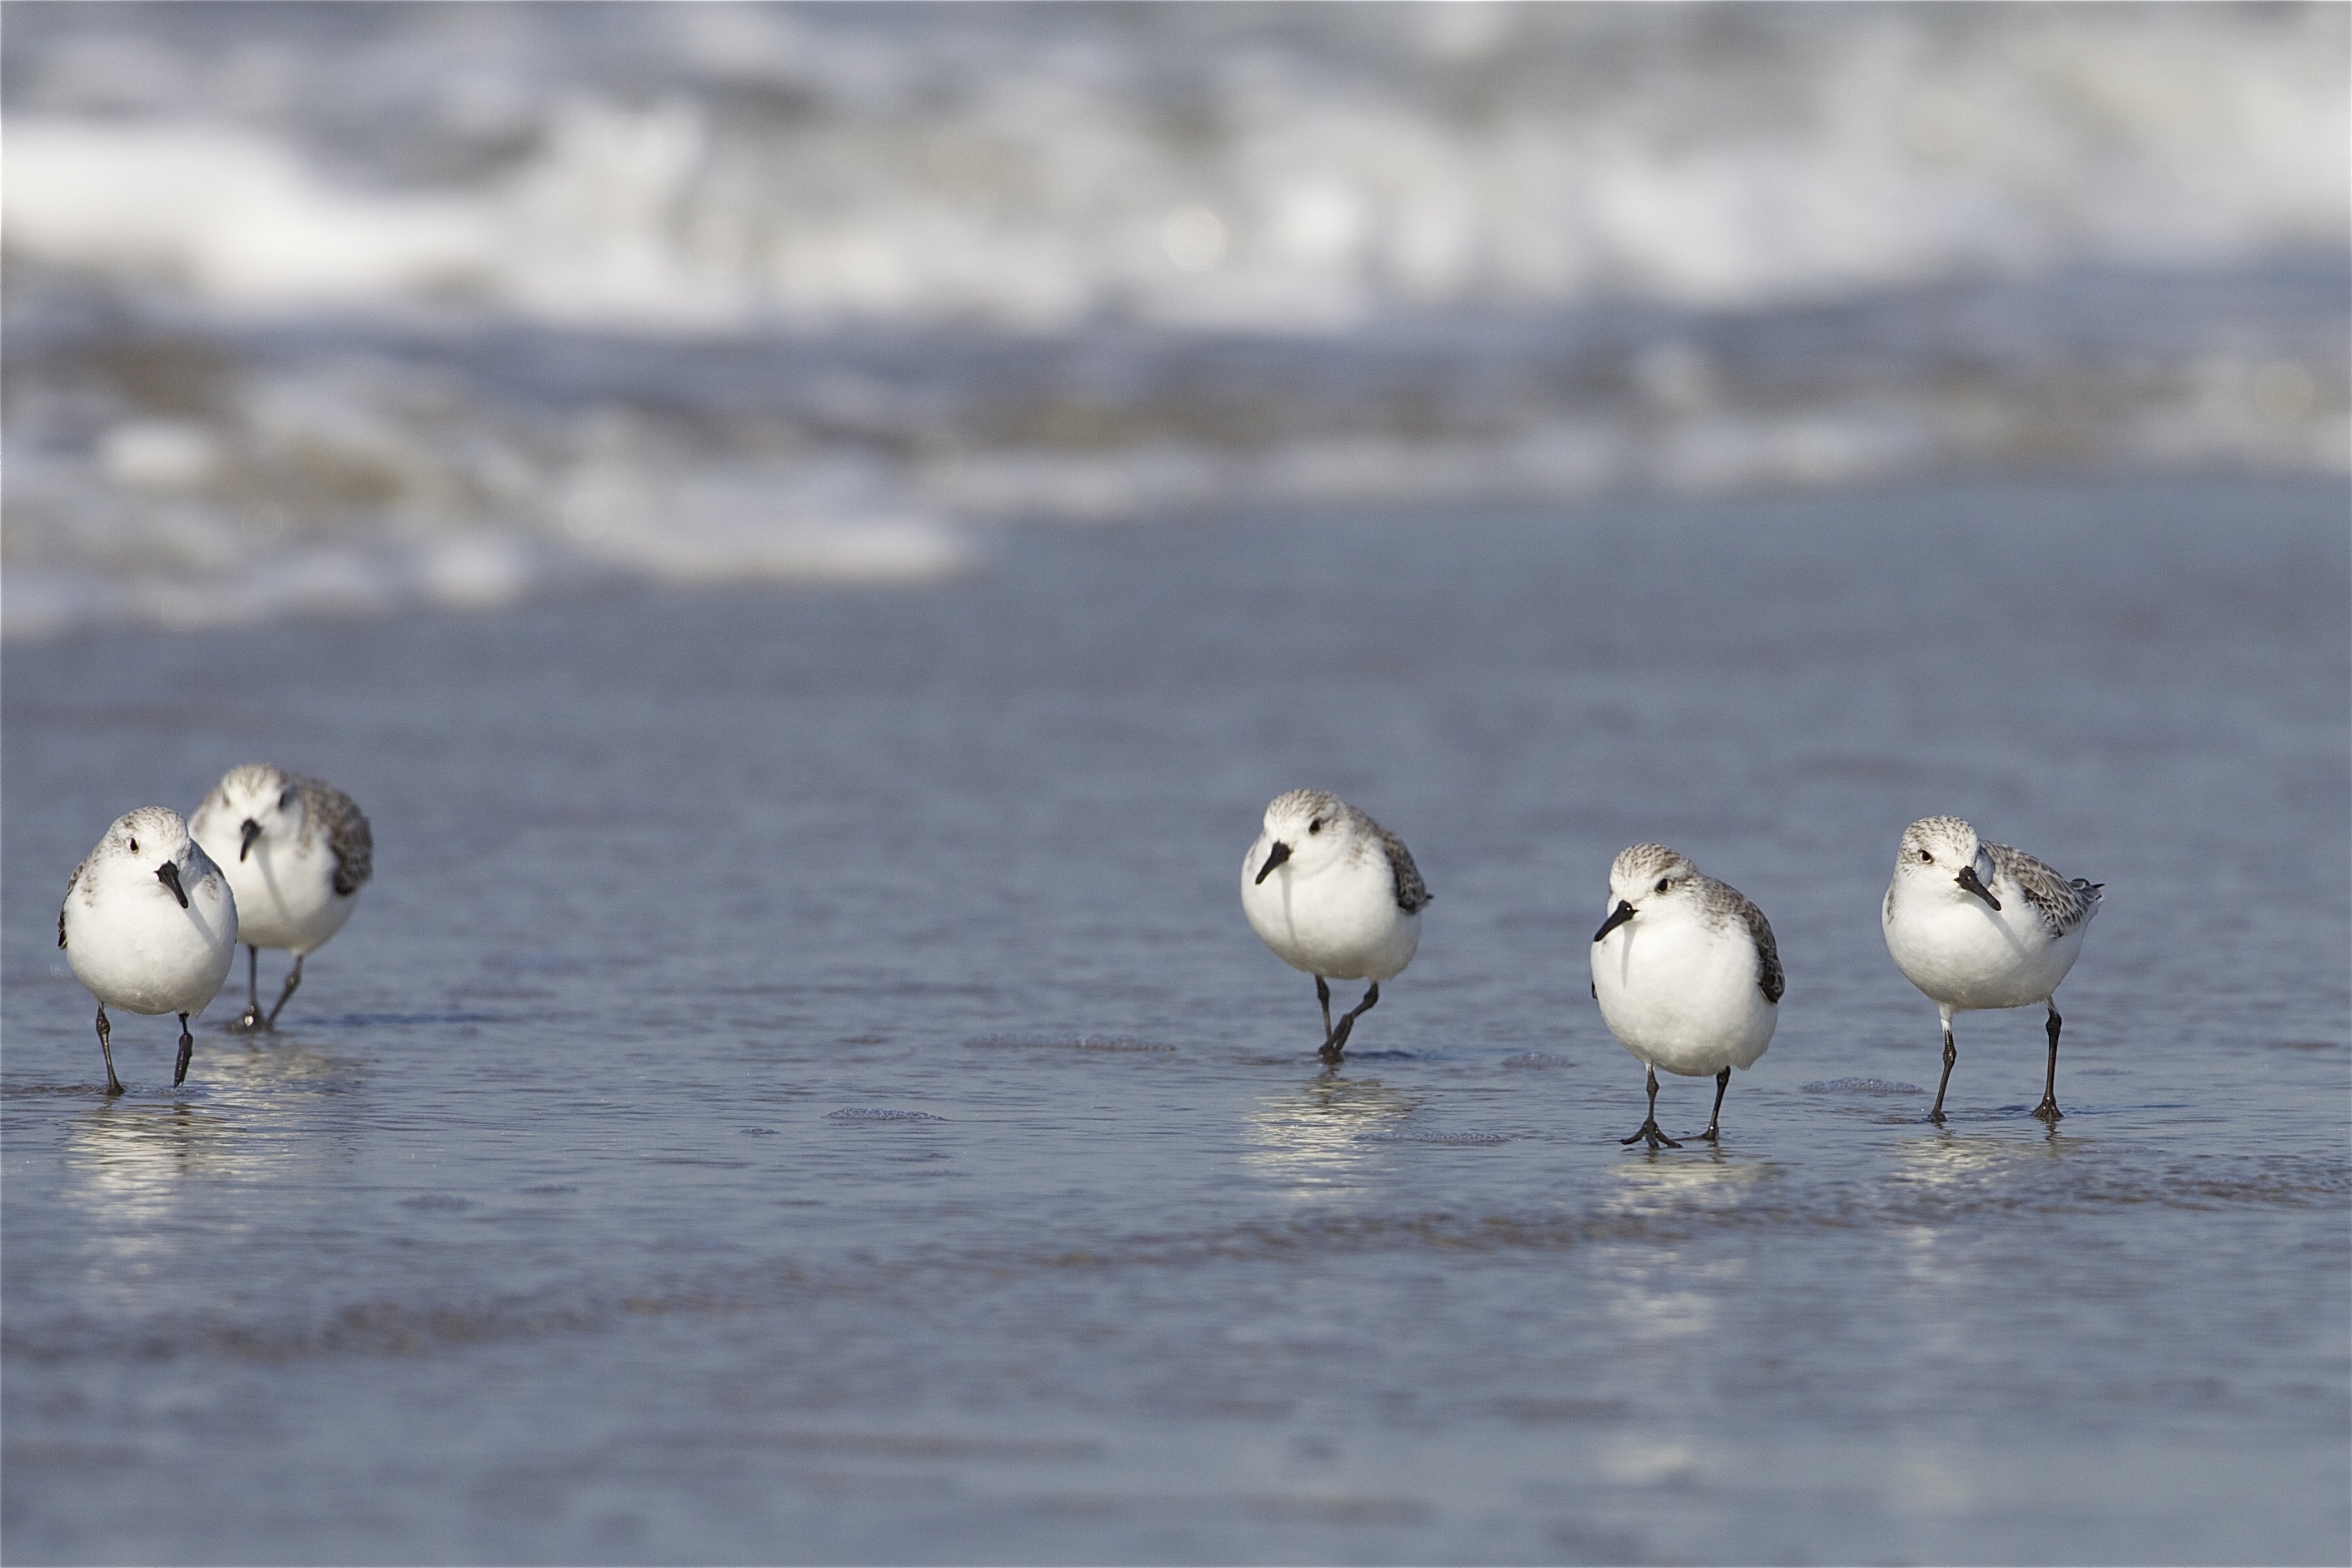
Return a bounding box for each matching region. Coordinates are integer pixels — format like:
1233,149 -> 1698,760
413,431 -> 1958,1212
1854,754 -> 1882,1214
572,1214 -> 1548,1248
72,1101 -> 238,1178
70,1093 -> 335,1227
1591,843 -> 1781,1150
1881,816 -> 2101,1123
1241,1072 -> 1421,1189
1296,1068 -> 1413,1122
65,1103 -> 245,1250
60,808 -> 237,1094
1242,789 -> 1429,1063
191,764 -> 373,1033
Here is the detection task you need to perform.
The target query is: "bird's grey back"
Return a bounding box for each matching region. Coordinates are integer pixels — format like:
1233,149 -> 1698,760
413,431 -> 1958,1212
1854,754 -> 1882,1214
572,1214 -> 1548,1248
1986,840 -> 2100,936
57,858 -> 85,949
1697,875 -> 1782,1004
1348,805 -> 1429,914
298,777 -> 374,897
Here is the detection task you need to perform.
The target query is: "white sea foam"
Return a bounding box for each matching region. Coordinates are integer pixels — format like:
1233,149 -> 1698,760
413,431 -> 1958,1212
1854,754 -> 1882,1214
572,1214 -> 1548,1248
6,122 -> 496,311
1,351 -> 972,640
1,6 -> 2342,640
4,7 -> 2341,330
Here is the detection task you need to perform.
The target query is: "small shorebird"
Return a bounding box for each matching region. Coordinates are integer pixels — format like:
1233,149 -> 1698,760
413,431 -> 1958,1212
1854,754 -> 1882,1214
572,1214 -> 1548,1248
1881,815 -> 2102,1123
190,764 -> 373,1031
1591,843 -> 1781,1149
59,807 -> 238,1094
1242,789 -> 1429,1063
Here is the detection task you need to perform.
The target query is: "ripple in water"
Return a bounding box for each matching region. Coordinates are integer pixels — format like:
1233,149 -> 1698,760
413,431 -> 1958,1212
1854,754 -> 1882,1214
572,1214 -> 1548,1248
1358,1128 -> 1512,1145
963,1036 -> 1177,1053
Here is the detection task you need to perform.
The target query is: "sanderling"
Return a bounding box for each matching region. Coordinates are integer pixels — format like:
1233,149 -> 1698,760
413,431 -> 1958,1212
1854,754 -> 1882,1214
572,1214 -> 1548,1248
1242,789 -> 1430,1063
1591,844 -> 1781,1149
190,764 -> 373,1032
59,807 -> 238,1094
1881,815 -> 2102,1122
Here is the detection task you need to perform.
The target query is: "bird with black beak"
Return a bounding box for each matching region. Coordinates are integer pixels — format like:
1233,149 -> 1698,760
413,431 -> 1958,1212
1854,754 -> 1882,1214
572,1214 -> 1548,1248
191,764 -> 373,1031
1881,815 -> 2103,1122
59,807 -> 238,1094
1240,789 -> 1430,1063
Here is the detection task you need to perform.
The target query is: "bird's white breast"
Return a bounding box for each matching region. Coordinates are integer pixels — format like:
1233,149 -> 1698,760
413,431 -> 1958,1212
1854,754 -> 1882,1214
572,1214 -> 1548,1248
65,870 -> 237,1016
1881,879 -> 2085,1011
1591,908 -> 1775,1076
192,819 -> 352,953
1243,851 -> 1418,981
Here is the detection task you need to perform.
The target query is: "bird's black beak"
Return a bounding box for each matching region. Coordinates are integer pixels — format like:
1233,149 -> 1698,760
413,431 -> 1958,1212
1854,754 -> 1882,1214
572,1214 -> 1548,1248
157,861 -> 189,908
1593,899 -> 1637,943
1254,840 -> 1292,884
239,819 -> 262,861
1956,864 -> 2001,911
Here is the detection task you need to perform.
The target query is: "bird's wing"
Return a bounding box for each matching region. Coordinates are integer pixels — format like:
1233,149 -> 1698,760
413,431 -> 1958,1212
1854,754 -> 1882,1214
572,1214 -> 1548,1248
58,858 -> 85,949
1374,824 -> 1431,913
1986,841 -> 2100,937
1736,889 -> 1785,1004
302,779 -> 375,897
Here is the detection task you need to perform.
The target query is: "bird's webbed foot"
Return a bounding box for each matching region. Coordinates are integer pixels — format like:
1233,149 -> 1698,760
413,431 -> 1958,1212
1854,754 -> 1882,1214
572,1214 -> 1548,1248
1619,1118 -> 1683,1151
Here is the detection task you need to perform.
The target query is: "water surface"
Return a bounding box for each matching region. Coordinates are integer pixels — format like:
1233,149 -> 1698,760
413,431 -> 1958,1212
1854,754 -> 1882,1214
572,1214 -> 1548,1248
4,479 -> 2346,1564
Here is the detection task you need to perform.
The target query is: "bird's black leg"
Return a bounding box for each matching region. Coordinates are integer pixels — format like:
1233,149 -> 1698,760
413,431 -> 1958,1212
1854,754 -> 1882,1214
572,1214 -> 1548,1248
235,945 -> 262,1032
262,953 -> 305,1031
173,1013 -> 194,1087
1322,982 -> 1380,1062
1928,1018 -> 1958,1124
96,1004 -> 123,1097
1697,1066 -> 1731,1142
2033,1003 -> 2064,1122
1620,1065 -> 1682,1150
1315,976 -> 1334,1048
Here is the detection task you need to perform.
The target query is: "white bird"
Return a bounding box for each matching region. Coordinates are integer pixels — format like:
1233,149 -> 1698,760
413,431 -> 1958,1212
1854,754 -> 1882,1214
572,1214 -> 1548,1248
1881,815 -> 2103,1123
58,807 -> 238,1095
1242,789 -> 1430,1063
1591,843 -> 1781,1149
190,764 -> 373,1032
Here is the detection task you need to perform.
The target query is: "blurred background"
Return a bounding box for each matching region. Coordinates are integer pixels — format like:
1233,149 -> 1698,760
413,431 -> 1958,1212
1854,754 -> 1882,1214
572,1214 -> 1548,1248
7,10 -> 2349,1562
4,1 -> 2345,639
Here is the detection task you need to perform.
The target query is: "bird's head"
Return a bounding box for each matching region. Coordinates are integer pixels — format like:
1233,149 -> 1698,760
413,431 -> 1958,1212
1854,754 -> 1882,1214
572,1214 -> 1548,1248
1249,788 -> 1353,884
203,763 -> 301,862
1595,842 -> 1701,942
1896,815 -> 2000,911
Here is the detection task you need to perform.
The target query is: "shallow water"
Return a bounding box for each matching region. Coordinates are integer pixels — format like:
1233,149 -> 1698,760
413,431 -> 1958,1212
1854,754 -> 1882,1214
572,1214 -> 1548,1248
4,479 -> 2347,1564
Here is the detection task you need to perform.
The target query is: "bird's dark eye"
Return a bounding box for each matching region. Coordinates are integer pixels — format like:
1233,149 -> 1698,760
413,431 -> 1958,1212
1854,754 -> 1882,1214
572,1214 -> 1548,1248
1308,819 -> 1323,835
127,838 -> 139,854
280,788 -> 296,809
1655,878 -> 1670,894
1919,849 -> 1933,863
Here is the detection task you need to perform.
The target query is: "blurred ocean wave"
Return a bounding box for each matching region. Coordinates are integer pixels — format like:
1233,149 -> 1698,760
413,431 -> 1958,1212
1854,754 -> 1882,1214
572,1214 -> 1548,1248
3,2 -> 2345,639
